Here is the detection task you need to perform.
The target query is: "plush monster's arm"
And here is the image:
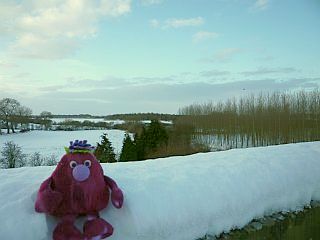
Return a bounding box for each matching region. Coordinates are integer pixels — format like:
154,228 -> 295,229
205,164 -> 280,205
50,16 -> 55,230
35,177 -> 63,214
104,175 -> 124,209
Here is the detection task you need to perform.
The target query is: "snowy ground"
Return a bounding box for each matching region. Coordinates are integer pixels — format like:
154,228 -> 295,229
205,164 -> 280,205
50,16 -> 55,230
0,130 -> 126,157
0,141 -> 319,240
51,118 -> 125,125
51,118 -> 106,123
51,118 -> 172,125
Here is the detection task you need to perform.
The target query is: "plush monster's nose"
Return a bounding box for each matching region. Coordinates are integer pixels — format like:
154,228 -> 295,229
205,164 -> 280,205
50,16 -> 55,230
72,164 -> 90,182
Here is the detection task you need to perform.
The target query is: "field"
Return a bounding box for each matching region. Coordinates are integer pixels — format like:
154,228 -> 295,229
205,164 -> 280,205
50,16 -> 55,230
0,130 -> 126,158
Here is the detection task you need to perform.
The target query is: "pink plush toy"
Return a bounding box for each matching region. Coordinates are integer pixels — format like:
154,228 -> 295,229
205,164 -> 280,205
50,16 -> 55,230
35,140 -> 124,240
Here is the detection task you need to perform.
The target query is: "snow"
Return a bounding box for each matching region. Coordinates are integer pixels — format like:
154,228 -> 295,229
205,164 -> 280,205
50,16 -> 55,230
50,118 -> 126,125
50,118 -> 172,126
141,120 -> 173,125
0,130 -> 126,157
51,118 -> 106,123
50,118 -> 173,127
0,141 -> 320,240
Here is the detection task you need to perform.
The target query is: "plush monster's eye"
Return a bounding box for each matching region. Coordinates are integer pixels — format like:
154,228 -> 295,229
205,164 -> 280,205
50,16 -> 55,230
84,160 -> 91,167
69,161 -> 77,168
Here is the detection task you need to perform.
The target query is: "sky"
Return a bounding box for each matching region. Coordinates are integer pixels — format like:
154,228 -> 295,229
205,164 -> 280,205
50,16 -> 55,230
0,0 -> 319,115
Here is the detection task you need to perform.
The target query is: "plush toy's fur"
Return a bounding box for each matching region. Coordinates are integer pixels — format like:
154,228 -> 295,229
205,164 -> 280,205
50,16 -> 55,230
35,147 -> 123,240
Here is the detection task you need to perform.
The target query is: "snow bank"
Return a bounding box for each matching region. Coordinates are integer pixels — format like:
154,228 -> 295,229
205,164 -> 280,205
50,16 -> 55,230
0,142 -> 320,240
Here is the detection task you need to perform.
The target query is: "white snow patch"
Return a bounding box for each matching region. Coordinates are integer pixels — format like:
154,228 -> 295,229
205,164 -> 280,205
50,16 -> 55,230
141,120 -> 173,125
51,118 -> 126,125
0,130 -> 126,157
0,141 -> 320,240
51,118 -> 106,123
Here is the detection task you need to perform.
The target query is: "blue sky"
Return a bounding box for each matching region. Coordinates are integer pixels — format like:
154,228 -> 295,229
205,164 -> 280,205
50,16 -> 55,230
0,0 -> 319,115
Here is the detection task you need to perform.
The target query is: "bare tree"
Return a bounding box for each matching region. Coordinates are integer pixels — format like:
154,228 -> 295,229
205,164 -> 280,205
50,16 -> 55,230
40,111 -> 53,130
0,98 -> 21,134
178,89 -> 320,150
0,141 -> 26,168
12,106 -> 33,131
40,111 -> 53,118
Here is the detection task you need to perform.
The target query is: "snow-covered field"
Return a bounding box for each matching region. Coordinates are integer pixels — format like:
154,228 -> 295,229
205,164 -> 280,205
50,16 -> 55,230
51,118 -> 125,125
50,118 -> 172,125
0,130 -> 126,157
0,141 -> 319,240
51,118 -> 106,123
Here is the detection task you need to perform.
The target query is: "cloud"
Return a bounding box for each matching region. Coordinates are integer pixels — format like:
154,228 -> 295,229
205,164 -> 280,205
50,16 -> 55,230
201,48 -> 241,62
0,61 -> 19,69
200,70 -> 230,77
38,85 -> 66,92
165,17 -> 204,28
241,67 -> 298,76
0,0 -> 131,59
0,1 -> 21,35
141,0 -> 163,6
215,48 -> 241,61
9,34 -> 80,59
255,55 -> 275,62
20,77 -> 319,115
192,31 -> 219,43
253,0 -> 269,10
36,76 -> 133,94
149,19 -> 160,28
71,77 -> 133,88
99,0 -> 131,17
151,17 -> 204,29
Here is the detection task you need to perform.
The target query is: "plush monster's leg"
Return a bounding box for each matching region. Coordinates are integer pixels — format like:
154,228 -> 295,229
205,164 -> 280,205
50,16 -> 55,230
83,212 -> 113,240
53,215 -> 83,240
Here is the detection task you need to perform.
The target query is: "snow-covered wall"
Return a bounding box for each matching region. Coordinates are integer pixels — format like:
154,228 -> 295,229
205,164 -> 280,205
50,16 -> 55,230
0,142 -> 320,240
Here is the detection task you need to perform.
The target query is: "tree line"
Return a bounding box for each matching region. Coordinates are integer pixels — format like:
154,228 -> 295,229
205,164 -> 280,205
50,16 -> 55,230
95,119 -> 208,163
54,119 -> 112,131
0,98 -> 32,134
95,120 -> 170,163
0,98 -> 56,134
177,89 -> 320,149
105,113 -> 176,122
0,97 -> 111,133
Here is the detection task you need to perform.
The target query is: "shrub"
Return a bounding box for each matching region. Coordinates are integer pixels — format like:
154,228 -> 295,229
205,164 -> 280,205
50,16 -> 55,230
29,152 -> 45,166
0,141 -> 26,168
45,154 -> 58,166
